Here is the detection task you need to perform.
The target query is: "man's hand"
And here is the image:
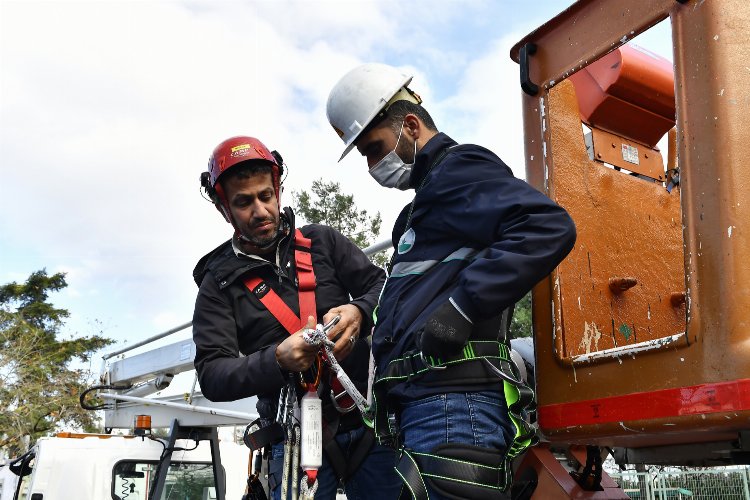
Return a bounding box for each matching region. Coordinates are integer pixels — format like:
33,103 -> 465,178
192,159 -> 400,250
419,300 -> 473,360
275,316 -> 319,371
323,304 -> 362,360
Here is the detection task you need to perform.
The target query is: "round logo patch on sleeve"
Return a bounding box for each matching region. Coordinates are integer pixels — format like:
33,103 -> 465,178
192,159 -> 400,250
397,228 -> 416,254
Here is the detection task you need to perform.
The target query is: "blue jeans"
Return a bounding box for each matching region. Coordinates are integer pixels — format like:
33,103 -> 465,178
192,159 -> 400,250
398,391 -> 515,499
270,426 -> 401,499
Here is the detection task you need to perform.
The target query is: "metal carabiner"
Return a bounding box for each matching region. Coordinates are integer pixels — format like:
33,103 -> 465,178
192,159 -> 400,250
329,387 -> 357,414
322,315 -> 341,335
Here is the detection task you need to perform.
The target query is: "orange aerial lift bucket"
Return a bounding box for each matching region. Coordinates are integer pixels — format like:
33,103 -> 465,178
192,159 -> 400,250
511,0 -> 750,467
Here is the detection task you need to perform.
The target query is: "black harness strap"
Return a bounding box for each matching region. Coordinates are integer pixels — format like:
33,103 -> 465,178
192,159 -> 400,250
396,445 -> 511,499
323,427 -> 376,483
323,438 -> 348,484
242,418 -> 285,452
414,452 -> 503,488
345,427 -> 376,478
506,380 -> 538,455
396,449 -> 430,500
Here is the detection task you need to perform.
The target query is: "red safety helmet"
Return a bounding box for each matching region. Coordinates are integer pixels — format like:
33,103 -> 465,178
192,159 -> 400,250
201,136 -> 284,225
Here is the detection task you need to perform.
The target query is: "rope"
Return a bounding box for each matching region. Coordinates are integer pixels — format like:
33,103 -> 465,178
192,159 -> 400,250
281,426 -> 292,500
291,425 -> 301,500
299,475 -> 319,500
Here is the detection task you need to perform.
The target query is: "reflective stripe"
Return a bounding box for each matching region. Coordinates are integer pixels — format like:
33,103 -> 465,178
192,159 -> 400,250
389,247 -> 480,277
449,297 -> 473,324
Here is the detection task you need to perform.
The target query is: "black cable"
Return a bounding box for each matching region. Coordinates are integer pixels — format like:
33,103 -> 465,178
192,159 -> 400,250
79,384 -> 132,410
12,450 -> 35,499
120,476 -> 131,499
147,434 -> 200,500
570,445 -> 604,491
146,434 -> 167,453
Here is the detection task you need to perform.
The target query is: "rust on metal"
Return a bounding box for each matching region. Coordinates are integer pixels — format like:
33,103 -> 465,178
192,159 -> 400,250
670,292 -> 686,307
666,128 -> 677,171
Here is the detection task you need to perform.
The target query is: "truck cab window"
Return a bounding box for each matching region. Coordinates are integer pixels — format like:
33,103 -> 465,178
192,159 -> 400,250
112,461 -> 215,500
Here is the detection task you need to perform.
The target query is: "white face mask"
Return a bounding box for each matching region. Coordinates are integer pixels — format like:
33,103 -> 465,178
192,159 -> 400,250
369,123 -> 417,190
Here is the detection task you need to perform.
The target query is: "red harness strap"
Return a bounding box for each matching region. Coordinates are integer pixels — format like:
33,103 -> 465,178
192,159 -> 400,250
243,229 -> 317,332
294,231 -> 317,325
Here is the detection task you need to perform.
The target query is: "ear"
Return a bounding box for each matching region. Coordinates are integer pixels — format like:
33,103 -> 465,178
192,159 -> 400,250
212,183 -> 233,224
403,114 -> 421,139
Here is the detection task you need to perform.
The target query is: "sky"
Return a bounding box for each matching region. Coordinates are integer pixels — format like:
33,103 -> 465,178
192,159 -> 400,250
0,0 -> 673,380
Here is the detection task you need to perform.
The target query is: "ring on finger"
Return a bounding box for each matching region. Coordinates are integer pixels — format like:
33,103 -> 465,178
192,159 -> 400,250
349,336 -> 356,345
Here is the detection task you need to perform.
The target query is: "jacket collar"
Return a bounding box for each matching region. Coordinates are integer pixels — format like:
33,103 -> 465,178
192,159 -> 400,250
409,132 -> 458,189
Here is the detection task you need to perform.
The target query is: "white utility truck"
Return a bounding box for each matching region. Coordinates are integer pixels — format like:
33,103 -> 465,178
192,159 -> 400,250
5,325 -> 260,500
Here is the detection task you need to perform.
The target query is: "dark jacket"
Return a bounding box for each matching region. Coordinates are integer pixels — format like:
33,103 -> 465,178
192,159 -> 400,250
373,133 -> 577,400
192,208 -> 385,416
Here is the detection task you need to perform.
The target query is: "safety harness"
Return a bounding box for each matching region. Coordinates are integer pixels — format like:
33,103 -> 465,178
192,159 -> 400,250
372,335 -> 537,497
241,228 -> 374,491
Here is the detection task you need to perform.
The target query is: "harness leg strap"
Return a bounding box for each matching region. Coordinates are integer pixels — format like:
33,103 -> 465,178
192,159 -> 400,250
396,444 -> 512,500
322,427 -> 376,483
395,448 -> 429,500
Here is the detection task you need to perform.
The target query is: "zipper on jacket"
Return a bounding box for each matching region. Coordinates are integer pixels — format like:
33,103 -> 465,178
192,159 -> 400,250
276,236 -> 288,283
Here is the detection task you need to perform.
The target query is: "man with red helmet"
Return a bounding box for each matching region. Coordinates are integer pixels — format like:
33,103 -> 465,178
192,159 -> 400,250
193,136 -> 399,499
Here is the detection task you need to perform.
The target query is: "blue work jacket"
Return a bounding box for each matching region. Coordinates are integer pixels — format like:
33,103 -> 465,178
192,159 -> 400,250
372,133 -> 577,400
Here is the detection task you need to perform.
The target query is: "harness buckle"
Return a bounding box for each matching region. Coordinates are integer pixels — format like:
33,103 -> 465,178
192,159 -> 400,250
378,412 -> 401,449
419,351 -> 447,371
405,353 -> 420,380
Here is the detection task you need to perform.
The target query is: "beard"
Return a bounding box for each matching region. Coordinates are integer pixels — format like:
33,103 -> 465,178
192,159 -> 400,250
396,136 -> 417,164
240,217 -> 281,250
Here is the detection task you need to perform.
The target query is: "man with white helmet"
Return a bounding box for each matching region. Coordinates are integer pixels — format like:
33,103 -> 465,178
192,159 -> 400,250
192,135 -> 400,499
326,64 -> 577,499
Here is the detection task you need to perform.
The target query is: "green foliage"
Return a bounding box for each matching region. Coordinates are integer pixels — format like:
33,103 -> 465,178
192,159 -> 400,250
509,291 -> 532,338
0,270 -> 114,457
0,270 -> 68,333
292,179 -> 391,267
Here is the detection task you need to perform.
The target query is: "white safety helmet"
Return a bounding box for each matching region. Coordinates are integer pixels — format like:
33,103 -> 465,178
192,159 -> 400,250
326,63 -> 421,161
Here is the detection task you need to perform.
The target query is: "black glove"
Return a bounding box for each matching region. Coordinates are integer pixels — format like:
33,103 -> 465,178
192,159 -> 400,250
419,300 -> 473,359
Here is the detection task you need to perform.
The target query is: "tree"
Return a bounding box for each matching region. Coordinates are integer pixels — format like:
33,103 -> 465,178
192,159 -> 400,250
509,291 -> 532,338
292,179 -> 391,267
0,270 -> 114,457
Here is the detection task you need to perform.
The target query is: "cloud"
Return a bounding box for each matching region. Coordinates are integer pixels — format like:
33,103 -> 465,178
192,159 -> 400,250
433,33 -> 529,179
0,0 -> 591,350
